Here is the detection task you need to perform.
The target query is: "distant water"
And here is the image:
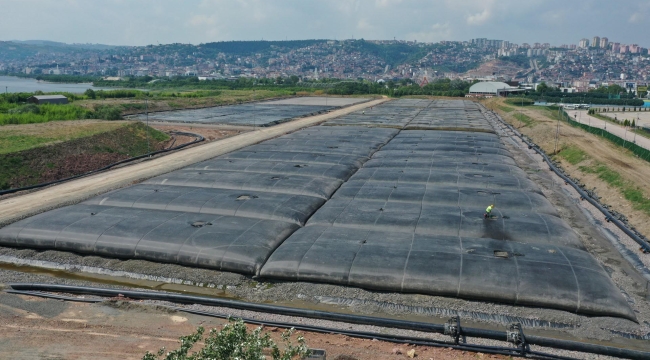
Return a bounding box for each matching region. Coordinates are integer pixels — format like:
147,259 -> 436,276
0,76 -> 114,94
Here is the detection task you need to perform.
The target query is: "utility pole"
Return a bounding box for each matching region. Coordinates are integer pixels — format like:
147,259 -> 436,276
554,114 -> 560,154
145,94 -> 150,155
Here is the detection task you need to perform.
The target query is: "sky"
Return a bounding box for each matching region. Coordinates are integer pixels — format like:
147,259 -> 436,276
2,0 -> 649,47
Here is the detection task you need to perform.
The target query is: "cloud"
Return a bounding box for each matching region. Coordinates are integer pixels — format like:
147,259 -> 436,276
466,8 -> 491,25
629,13 -> 641,23
406,23 -> 452,42
0,0 -> 648,47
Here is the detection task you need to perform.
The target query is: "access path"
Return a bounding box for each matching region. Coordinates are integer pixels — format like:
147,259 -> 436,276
573,110 -> 650,151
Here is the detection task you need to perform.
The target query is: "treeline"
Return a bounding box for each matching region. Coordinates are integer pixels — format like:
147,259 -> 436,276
328,78 -> 474,96
199,40 -> 327,55
35,74 -> 98,83
524,83 -> 643,106
92,76 -> 475,97
523,93 -> 643,106
341,40 -> 433,66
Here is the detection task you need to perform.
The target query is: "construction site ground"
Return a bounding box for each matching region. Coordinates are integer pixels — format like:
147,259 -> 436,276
1,97 -> 650,359
0,290 -> 514,360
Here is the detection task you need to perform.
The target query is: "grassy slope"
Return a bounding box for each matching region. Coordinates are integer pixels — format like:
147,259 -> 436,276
0,120 -> 130,154
557,145 -> 650,215
0,122 -> 169,190
487,98 -> 650,224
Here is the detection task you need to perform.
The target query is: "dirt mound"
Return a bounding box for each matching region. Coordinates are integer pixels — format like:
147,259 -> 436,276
0,122 -> 170,190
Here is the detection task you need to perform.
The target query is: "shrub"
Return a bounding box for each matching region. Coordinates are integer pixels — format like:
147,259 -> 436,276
92,105 -> 123,120
142,318 -> 311,360
8,104 -> 41,114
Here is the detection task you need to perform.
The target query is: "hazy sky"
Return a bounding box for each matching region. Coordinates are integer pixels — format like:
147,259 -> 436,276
2,0 -> 649,47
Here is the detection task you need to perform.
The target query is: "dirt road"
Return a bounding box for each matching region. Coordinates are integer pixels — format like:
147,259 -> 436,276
0,98 -> 388,227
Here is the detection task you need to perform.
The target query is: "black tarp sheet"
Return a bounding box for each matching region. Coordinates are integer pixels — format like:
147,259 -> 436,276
128,103 -> 334,127
260,226 -> 635,320
0,100 -> 635,320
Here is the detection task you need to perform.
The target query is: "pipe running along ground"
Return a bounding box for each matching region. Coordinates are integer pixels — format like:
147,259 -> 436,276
4,288 -> 575,360
0,131 -> 204,196
485,108 -> 650,254
7,283 -> 650,360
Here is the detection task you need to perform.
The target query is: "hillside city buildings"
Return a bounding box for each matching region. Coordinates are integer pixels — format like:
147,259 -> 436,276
1,36 -> 648,94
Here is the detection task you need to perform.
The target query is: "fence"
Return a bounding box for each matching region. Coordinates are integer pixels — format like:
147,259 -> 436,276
560,108 -> 650,161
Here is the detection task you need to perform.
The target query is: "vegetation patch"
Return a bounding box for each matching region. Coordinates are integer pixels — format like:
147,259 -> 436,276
498,105 -> 514,113
513,112 -> 534,127
505,97 -> 535,106
579,163 -> 650,215
143,318 -> 310,360
0,103 -> 92,125
557,145 -> 589,165
0,122 -> 169,190
0,121 -> 128,154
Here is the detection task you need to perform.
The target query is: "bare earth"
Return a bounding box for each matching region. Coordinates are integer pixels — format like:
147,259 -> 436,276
485,98 -> 650,239
0,293 -> 498,360
150,124 -> 243,142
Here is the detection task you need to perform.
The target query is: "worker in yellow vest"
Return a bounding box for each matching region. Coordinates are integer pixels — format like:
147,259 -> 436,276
484,204 -> 494,219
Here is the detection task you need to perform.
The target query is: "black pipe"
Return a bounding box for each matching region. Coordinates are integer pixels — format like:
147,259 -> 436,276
0,131 -> 204,196
484,108 -> 650,254
5,289 -> 571,360
9,283 -> 650,359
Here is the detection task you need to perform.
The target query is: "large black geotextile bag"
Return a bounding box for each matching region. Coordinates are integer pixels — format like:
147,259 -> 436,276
306,198 -> 581,248
82,185 -> 325,226
0,100 -> 636,320
0,205 -> 299,274
260,226 -> 636,321
129,103 -> 334,126
331,184 -> 559,217
0,126 -> 400,275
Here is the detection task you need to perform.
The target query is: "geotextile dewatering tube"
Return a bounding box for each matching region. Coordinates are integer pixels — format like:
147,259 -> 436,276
0,131 -> 204,196
8,283 -> 650,360
485,108 -> 650,254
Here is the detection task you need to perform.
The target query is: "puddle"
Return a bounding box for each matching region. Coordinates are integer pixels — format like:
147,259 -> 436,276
0,257 -> 235,298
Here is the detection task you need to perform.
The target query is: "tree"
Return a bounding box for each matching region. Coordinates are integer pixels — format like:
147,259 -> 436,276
632,119 -> 636,127
142,319 -> 310,360
84,89 -> 96,99
536,82 -> 549,94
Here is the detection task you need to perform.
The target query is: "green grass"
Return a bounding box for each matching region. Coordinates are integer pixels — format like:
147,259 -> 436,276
505,97 -> 534,106
0,121 -> 129,154
0,104 -> 92,125
557,145 -> 589,165
0,134 -> 56,154
513,112 -> 533,127
0,122 -> 170,190
498,105 -> 514,113
579,163 -> 650,215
